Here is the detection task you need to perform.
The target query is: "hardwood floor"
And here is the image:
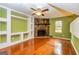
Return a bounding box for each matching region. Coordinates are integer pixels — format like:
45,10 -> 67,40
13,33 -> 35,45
18,37 -> 76,55
0,37 -> 76,55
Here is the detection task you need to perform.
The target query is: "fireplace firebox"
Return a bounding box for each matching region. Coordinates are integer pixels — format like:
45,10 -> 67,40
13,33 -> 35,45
38,30 -> 46,36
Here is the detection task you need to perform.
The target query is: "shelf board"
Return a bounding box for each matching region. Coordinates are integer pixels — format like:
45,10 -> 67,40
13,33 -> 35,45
11,15 -> 27,20
11,32 -> 21,35
35,23 -> 50,25
11,31 -> 29,35
0,31 -> 7,35
0,18 -> 6,22
23,31 -> 29,34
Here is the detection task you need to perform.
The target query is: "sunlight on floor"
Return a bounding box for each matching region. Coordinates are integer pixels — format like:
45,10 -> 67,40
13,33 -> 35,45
55,40 -> 62,55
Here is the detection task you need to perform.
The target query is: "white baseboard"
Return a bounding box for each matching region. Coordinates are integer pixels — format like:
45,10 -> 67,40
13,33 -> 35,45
71,40 -> 79,55
53,36 -> 70,40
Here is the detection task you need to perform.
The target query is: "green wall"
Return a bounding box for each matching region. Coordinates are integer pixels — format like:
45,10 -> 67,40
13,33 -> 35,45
11,17 -> 27,33
50,14 -> 77,39
71,35 -> 79,54
0,7 -> 7,18
11,35 -> 20,42
0,7 -> 7,31
0,35 -> 7,43
0,22 -> 6,31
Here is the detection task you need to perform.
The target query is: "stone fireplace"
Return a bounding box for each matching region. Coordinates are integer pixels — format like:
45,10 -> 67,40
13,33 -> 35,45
34,18 -> 49,37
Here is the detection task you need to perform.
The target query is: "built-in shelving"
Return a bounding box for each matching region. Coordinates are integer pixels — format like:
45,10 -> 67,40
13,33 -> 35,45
0,5 -> 33,50
0,5 -> 34,55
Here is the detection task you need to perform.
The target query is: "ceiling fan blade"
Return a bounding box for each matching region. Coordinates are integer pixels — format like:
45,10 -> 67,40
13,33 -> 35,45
32,13 -> 35,15
48,3 -> 73,16
41,14 -> 44,16
31,8 -> 36,11
42,9 -> 49,12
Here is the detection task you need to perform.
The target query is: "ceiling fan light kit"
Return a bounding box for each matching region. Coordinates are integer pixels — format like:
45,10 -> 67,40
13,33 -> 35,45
36,12 -> 42,16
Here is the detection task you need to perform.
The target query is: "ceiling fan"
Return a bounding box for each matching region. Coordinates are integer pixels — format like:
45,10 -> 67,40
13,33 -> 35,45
31,8 -> 49,16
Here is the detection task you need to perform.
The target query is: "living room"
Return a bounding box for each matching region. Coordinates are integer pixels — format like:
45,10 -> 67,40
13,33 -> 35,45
0,3 -> 79,55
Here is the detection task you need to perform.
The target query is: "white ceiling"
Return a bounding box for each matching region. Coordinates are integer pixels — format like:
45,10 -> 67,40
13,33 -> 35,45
0,3 -> 79,18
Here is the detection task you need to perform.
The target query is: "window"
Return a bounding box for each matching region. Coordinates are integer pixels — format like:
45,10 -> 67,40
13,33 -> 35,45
55,21 -> 62,33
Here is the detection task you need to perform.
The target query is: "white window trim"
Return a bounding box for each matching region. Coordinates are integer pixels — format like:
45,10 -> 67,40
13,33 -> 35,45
55,21 -> 62,33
